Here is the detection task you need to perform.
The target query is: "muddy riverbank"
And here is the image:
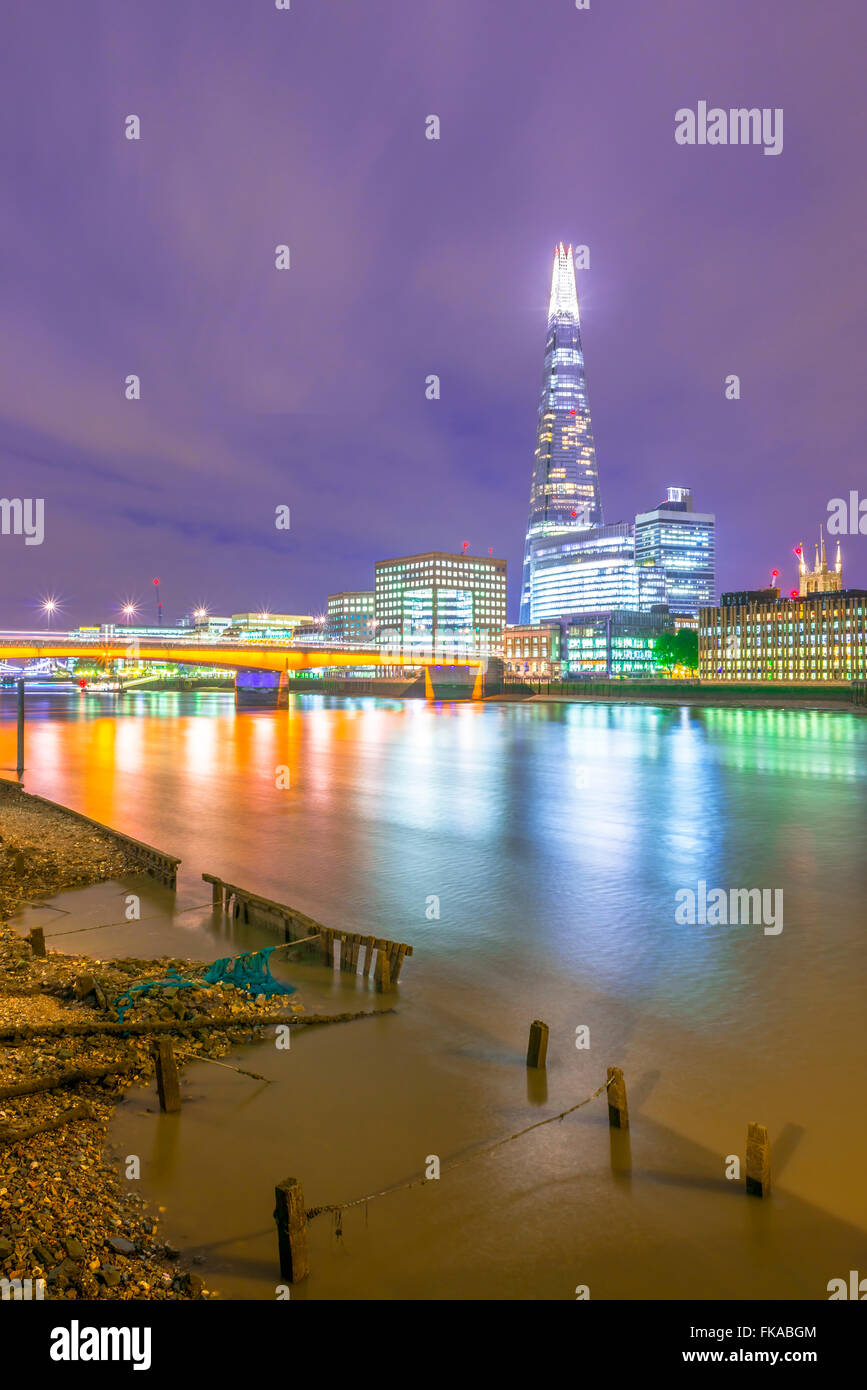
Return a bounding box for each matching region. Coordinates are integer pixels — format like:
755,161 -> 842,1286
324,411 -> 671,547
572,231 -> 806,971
0,788 -> 302,1300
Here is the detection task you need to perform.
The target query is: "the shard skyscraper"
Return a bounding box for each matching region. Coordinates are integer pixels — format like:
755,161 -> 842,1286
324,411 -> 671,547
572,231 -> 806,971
519,244 -> 603,623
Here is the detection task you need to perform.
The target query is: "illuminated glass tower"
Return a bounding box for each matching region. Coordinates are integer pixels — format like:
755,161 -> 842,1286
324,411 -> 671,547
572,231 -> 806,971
519,244 -> 603,623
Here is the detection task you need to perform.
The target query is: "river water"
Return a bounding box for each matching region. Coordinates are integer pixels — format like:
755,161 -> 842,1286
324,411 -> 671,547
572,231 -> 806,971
2,689 -> 866,1300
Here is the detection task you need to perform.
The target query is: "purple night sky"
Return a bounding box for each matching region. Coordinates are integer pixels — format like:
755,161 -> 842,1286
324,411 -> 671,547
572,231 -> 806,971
1,0 -> 865,628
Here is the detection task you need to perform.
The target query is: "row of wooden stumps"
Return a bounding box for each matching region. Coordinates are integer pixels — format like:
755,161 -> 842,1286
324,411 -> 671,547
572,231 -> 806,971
526,1020 -> 771,1197
203,874 -> 412,991
319,928 -> 408,990
270,1024 -> 775,1287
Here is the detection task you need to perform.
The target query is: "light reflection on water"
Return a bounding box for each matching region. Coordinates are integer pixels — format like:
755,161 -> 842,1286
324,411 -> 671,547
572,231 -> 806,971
2,690 -> 866,1299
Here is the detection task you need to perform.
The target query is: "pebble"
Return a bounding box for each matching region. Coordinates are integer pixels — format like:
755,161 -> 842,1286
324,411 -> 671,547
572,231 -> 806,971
0,795 -> 300,1304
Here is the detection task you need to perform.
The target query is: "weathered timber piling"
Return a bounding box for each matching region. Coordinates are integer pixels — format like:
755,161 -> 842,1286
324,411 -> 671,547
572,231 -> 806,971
27,927 -> 45,958
201,874 -> 413,983
526,1020 -> 549,1069
341,938 -> 360,974
152,1039 -> 181,1113
375,948 -> 391,993
606,1066 -> 629,1129
274,1176 -> 309,1283
745,1121 -> 771,1197
362,937 -> 376,977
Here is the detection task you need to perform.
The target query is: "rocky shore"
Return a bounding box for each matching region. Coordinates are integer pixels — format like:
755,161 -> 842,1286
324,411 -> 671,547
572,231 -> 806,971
0,791 -> 144,922
0,794 -> 302,1301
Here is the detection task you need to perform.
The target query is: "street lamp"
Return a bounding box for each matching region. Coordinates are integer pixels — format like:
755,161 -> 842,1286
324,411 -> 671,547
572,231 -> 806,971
42,598 -> 57,628
121,603 -> 137,626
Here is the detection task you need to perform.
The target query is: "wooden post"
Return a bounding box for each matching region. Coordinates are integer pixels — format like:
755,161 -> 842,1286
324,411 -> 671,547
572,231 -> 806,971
361,937 -> 376,977
274,1176 -> 309,1283
606,1066 -> 628,1129
27,927 -> 45,958
375,948 -> 391,993
392,943 -> 408,983
321,929 -> 334,969
526,1020 -> 549,1069
745,1121 -> 771,1198
211,880 -> 223,910
16,680 -> 24,776
153,1039 -> 181,1113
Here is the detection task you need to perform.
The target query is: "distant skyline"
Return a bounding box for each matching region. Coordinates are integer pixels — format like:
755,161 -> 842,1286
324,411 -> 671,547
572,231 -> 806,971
1,0 -> 865,628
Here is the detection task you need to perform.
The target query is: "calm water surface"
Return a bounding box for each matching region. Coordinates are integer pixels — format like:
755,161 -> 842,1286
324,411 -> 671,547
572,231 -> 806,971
2,690 -> 866,1299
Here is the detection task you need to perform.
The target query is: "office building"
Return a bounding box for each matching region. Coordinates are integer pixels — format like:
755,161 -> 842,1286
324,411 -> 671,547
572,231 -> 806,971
700,585 -> 867,682
520,244 -> 603,622
562,609 -> 671,678
526,523 -> 667,623
326,591 -> 376,644
503,624 -> 562,678
375,551 -> 506,659
227,612 -> 313,641
634,486 -> 716,617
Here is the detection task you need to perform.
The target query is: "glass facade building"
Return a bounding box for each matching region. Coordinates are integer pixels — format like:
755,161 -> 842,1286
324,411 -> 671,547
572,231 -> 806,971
527,523 -> 667,623
375,552 -> 506,659
634,487 -> 715,618
227,613 -> 314,641
520,244 -> 603,622
563,609 -> 670,678
326,591 -> 375,644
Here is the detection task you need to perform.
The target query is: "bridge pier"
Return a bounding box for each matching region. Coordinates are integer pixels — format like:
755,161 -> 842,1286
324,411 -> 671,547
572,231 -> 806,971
416,664 -> 486,701
235,668 -> 289,709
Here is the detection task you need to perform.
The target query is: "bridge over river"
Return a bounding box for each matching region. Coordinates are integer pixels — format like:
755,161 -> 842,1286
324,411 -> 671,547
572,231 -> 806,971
0,634 -> 491,704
